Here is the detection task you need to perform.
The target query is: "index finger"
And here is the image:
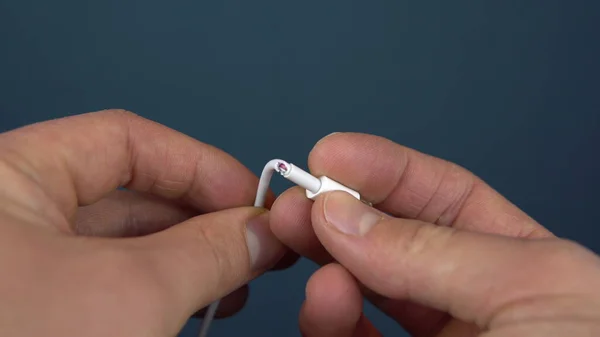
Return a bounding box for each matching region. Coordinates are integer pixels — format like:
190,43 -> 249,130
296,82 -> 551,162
0,110 -> 266,230
308,132 -> 551,238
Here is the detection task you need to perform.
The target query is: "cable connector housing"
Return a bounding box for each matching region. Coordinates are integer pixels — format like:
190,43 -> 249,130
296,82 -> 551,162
305,176 -> 360,200
275,160 -> 362,202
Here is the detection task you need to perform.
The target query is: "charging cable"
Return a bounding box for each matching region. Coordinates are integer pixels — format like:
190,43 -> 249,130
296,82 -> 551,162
197,158 -> 365,337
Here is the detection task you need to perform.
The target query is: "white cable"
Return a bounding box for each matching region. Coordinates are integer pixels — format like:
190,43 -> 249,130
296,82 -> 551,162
198,159 -> 361,337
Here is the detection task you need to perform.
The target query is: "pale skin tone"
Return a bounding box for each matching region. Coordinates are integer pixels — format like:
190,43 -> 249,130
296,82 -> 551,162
1,110 -> 599,336
0,110 -> 291,336
270,133 -> 600,336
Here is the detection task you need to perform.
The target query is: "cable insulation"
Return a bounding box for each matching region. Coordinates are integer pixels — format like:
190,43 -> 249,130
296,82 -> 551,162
197,159 -> 358,336
198,159 -> 290,337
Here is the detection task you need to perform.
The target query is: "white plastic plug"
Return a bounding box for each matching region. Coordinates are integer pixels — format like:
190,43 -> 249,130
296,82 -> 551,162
273,159 -> 361,201
305,176 -> 360,200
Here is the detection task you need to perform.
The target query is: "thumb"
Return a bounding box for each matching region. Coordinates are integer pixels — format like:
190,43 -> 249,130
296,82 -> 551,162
311,191 -> 600,327
130,207 -> 285,317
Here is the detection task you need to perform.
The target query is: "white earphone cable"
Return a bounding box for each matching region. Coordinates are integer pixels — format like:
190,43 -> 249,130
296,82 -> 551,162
198,159 -> 360,337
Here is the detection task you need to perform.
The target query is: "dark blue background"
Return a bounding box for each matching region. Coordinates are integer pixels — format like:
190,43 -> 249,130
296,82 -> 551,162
2,1 -> 599,336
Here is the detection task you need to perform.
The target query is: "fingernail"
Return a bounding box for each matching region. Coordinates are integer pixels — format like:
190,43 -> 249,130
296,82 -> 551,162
323,191 -> 382,236
246,212 -> 283,271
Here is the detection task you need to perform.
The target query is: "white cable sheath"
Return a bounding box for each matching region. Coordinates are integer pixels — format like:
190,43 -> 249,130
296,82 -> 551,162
279,163 -> 321,193
197,300 -> 219,337
306,176 -> 360,201
254,159 -> 286,207
198,159 -> 359,337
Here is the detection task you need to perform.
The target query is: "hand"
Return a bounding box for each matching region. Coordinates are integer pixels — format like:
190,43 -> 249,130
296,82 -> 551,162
0,110 -> 288,337
271,133 -> 600,336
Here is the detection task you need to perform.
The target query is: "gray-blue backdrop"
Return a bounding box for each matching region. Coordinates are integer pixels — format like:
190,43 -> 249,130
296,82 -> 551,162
1,1 -> 599,336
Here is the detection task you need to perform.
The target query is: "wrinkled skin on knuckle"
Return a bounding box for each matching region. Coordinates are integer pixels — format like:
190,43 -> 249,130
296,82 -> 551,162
194,224 -> 229,293
366,219 -> 457,299
190,221 -> 248,299
403,223 -> 460,304
404,222 -> 455,258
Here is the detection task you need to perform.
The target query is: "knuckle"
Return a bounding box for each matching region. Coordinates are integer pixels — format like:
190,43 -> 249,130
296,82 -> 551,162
399,221 -> 456,258
193,224 -> 233,293
378,220 -> 457,297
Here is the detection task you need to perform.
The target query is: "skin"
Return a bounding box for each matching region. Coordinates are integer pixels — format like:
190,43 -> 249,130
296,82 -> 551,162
270,132 -> 600,337
0,110 -> 294,336
2,112 -> 600,336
